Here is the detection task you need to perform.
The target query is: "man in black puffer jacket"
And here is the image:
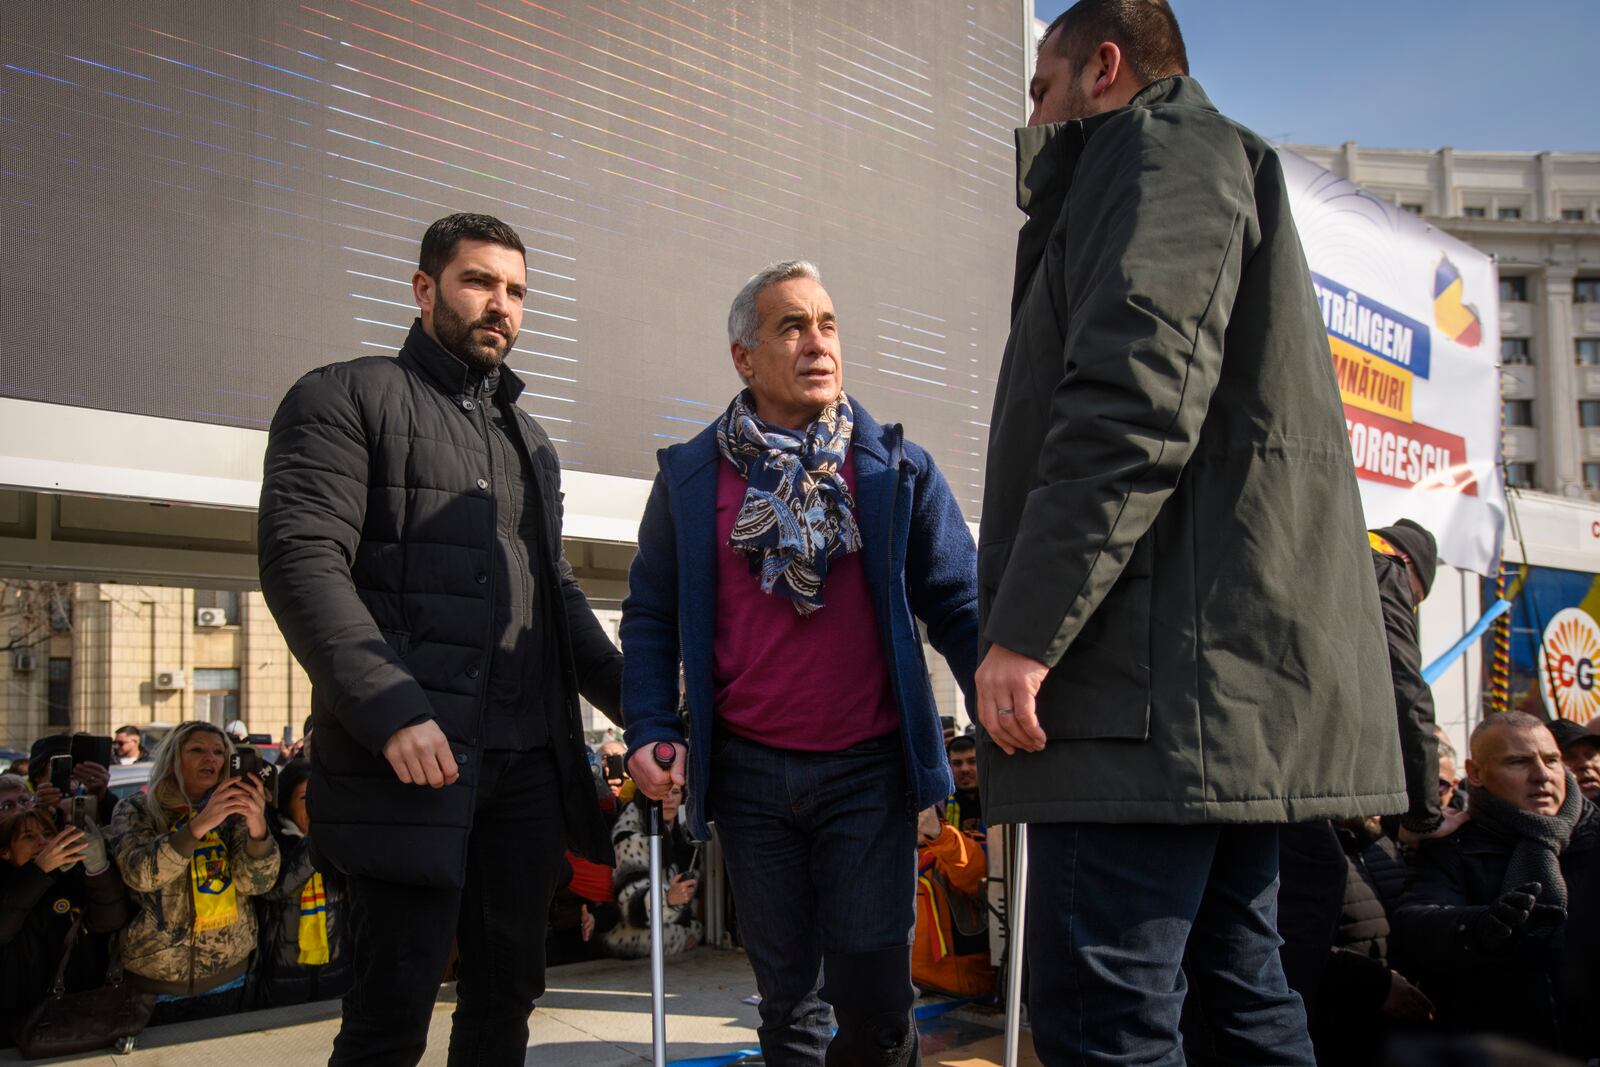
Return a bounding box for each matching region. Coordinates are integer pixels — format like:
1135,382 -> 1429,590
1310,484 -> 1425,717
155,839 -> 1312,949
259,213 -> 622,1066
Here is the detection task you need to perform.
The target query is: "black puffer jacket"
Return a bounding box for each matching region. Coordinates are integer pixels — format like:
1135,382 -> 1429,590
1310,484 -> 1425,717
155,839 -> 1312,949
1372,550 -> 1442,835
1335,822 -> 1406,960
259,321 -> 623,887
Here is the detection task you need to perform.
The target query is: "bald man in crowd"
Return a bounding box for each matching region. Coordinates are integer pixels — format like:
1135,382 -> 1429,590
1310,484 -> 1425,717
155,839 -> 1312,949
1394,713 -> 1599,1058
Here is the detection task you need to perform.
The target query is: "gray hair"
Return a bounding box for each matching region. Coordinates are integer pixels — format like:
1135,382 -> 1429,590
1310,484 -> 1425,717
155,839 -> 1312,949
727,260 -> 822,349
0,774 -> 26,794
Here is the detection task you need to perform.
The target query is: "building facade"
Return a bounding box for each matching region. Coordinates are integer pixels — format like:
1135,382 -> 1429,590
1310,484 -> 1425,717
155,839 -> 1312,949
1290,143 -> 1600,500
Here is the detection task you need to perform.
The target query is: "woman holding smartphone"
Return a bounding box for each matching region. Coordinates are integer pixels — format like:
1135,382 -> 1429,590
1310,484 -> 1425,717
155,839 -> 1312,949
0,807 -> 127,1048
110,721 -> 279,1026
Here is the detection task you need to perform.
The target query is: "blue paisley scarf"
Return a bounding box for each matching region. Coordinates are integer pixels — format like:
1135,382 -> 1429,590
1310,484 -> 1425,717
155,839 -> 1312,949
715,389 -> 862,615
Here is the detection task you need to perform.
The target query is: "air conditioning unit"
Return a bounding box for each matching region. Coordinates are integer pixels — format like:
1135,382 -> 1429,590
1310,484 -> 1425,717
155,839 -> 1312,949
195,608 -> 227,628
11,651 -> 37,673
154,669 -> 185,691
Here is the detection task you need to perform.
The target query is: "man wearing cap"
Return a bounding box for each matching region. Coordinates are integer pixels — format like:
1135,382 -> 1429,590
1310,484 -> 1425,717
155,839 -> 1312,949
1369,519 -> 1463,843
1548,718 -> 1600,803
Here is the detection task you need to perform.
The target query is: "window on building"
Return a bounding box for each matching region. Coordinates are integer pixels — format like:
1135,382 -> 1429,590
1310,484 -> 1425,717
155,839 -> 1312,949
47,591 -> 71,632
1497,206 -> 1522,221
47,658 -> 70,728
1400,203 -> 1423,216
1578,339 -> 1600,365
1503,400 -> 1535,427
1576,279 -> 1600,304
1564,208 -> 1589,222
1587,463 -> 1600,489
1462,206 -> 1487,219
1500,337 -> 1532,364
193,668 -> 241,726
1499,277 -> 1528,304
194,590 -> 239,625
1581,401 -> 1600,428
1505,462 -> 1537,489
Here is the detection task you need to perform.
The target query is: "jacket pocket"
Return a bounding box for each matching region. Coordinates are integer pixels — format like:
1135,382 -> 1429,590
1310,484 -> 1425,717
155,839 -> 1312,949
981,535 -> 1154,742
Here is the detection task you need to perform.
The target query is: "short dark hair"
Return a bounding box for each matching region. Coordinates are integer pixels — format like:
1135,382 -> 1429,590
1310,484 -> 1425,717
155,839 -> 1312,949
115,725 -> 141,738
418,213 -> 525,281
1042,0 -> 1188,85
947,735 -> 977,756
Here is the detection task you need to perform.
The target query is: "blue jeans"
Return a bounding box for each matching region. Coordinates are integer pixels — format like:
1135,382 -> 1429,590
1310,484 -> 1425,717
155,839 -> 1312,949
1026,822 -> 1314,1067
710,730 -> 918,1067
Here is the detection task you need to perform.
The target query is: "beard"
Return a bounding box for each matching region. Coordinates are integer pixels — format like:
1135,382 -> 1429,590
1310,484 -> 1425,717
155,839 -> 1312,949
432,290 -> 517,373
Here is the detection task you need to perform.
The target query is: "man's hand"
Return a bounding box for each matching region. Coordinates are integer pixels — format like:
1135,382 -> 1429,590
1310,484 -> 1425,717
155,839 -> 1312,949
383,720 -> 459,788
1381,970 -> 1435,1021
72,762 -> 110,797
1398,807 -> 1470,848
628,742 -> 685,802
975,644 -> 1049,755
1471,882 -> 1564,952
916,806 -> 943,844
580,903 -> 595,943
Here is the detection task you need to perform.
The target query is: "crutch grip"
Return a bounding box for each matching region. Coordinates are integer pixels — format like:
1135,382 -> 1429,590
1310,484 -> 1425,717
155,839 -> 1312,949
647,742 -> 678,837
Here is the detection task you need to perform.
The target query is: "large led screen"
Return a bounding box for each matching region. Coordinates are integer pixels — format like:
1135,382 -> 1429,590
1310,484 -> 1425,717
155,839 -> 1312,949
0,2 -> 1023,516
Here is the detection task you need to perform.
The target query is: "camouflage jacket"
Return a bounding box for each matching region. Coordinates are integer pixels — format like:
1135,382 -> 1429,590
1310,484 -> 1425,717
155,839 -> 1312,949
110,792 -> 280,995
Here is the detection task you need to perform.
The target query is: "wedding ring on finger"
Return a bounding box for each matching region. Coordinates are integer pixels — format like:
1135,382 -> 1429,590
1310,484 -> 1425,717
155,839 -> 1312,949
997,707 -> 1015,717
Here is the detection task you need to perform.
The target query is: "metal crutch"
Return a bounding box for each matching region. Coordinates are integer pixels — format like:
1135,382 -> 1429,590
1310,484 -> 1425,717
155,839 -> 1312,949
1004,823 -> 1029,1067
647,741 -> 680,1067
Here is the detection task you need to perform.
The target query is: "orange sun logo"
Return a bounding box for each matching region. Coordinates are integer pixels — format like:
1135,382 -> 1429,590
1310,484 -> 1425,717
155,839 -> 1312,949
1539,608 -> 1600,723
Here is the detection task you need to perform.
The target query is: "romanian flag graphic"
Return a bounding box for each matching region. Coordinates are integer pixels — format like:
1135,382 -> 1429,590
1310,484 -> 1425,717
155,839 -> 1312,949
1432,256 -> 1482,347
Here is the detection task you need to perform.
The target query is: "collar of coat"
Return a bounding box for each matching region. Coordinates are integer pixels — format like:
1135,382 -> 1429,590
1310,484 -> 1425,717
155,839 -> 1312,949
1012,75 -> 1217,217
399,318 -> 522,405
1007,76 -> 1216,318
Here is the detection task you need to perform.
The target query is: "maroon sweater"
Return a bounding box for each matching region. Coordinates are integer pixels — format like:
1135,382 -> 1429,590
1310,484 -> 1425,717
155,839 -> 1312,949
713,454 -> 899,751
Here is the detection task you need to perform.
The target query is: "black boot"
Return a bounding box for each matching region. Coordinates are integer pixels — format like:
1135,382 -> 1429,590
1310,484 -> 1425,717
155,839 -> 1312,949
820,947 -> 920,1067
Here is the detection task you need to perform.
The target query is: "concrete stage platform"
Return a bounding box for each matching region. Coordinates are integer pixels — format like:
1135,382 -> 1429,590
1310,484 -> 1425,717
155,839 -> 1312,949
0,949 -> 1037,1066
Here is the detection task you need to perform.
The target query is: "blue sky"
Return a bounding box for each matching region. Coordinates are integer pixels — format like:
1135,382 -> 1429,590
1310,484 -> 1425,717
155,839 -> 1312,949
1030,1 -> 1597,152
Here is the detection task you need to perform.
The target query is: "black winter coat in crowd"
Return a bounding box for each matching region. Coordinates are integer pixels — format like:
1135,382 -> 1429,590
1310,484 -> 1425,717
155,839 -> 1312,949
259,321 -> 623,888
251,818 -> 352,1008
0,861 -> 130,1046
1373,550 -> 1443,835
1393,801 -> 1600,1058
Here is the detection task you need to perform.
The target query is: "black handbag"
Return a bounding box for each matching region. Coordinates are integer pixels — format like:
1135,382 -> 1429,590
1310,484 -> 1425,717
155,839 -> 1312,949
13,913 -> 154,1059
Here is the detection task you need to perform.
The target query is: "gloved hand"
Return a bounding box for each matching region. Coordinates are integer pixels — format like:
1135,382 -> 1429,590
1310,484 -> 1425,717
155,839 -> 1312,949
78,822 -> 109,877
1470,882 -> 1565,952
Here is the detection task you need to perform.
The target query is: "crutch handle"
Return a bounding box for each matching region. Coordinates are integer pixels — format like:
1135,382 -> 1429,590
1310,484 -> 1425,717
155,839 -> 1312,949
651,741 -> 678,770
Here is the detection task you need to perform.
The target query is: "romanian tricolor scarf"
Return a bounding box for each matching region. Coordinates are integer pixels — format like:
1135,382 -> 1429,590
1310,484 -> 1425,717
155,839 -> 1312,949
175,808 -> 239,934
297,872 -> 330,965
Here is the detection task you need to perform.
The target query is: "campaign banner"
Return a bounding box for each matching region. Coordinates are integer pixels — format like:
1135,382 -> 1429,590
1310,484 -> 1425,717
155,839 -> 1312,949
1487,565 -> 1600,724
1284,151 -> 1507,576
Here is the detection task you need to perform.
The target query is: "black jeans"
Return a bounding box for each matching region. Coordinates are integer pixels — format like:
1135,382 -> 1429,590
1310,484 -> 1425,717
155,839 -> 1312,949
1026,822 -> 1315,1067
330,748 -> 567,1067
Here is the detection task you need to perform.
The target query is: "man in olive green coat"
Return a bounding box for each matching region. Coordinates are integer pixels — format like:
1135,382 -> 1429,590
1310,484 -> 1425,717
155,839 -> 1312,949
974,2 -> 1405,1063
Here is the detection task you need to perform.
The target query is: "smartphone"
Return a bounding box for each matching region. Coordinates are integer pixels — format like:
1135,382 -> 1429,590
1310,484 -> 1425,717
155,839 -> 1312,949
257,761 -> 280,807
229,746 -> 261,779
686,844 -> 703,873
69,794 -> 92,830
69,733 -> 114,769
49,754 -> 72,794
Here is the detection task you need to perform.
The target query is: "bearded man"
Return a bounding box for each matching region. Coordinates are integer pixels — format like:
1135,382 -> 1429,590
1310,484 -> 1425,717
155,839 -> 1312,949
259,213 -> 623,1066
